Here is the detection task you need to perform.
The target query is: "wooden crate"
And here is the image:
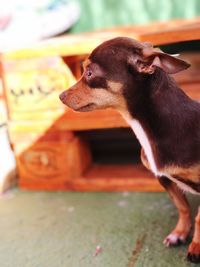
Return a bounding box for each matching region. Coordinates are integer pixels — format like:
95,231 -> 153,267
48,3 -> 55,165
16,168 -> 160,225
8,121 -> 160,191
1,18 -> 200,191
8,121 -> 93,190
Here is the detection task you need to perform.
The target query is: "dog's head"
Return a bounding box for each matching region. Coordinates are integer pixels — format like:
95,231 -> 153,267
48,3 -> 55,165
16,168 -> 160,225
59,37 -> 190,113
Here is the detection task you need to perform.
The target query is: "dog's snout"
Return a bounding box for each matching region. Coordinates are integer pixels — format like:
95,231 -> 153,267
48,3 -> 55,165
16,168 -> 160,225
59,91 -> 67,102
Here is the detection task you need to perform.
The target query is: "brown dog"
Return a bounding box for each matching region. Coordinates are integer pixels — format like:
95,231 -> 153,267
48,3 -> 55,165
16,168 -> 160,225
59,37 -> 200,263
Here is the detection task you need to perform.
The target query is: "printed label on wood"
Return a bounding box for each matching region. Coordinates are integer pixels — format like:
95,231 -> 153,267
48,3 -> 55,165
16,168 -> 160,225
3,56 -> 75,120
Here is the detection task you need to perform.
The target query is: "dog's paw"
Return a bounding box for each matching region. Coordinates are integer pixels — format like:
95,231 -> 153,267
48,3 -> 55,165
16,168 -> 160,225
187,242 -> 200,263
163,232 -> 187,247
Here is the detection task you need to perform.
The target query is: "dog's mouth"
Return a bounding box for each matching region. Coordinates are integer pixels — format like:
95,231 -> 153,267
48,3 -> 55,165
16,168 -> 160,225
75,103 -> 96,112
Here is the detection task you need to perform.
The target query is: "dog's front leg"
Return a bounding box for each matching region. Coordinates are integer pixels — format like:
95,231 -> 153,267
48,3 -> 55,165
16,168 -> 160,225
187,206 -> 200,263
158,176 -> 191,246
140,150 -> 192,245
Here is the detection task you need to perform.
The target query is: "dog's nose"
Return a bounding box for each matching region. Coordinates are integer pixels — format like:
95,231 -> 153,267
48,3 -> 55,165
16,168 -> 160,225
59,91 -> 67,102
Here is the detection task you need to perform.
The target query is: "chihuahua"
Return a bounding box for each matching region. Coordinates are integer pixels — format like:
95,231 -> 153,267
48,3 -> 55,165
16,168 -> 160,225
59,37 -> 200,263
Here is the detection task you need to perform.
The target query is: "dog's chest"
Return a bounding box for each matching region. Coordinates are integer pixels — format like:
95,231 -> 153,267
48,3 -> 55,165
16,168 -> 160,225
125,117 -> 200,194
126,118 -> 161,176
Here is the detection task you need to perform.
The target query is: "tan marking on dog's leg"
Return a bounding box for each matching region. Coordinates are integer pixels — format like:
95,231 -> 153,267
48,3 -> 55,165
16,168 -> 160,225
187,207 -> 200,263
193,207 -> 200,243
159,178 -> 191,246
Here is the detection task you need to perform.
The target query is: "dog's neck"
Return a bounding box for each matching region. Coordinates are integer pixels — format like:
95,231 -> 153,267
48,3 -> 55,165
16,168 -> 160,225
120,69 -> 198,170
122,69 -> 182,139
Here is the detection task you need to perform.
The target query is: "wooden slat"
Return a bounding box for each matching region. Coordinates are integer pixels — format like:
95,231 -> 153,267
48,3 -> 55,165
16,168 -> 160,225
19,164 -> 163,192
2,17 -> 200,60
56,108 -> 127,131
106,19 -> 200,45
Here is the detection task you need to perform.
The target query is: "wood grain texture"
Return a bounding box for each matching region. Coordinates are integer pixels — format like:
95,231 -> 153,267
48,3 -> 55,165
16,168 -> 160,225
19,164 -> 163,192
13,132 -> 92,183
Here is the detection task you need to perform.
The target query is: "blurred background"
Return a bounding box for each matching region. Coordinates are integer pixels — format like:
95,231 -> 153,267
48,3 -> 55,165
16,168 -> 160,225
0,0 -> 200,49
0,1 -> 200,267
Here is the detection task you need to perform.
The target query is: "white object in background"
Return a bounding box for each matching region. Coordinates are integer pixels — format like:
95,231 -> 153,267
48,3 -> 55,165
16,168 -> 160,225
0,0 -> 80,51
0,126 -> 16,193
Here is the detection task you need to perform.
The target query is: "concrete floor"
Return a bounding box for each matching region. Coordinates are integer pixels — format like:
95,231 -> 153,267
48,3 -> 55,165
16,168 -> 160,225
0,189 -> 199,267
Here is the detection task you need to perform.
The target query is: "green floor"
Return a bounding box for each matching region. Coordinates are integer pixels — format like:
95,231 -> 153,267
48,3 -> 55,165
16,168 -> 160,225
0,190 -> 199,267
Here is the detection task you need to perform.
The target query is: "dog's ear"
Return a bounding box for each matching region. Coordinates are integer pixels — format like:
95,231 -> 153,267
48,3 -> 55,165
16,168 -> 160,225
128,43 -> 190,75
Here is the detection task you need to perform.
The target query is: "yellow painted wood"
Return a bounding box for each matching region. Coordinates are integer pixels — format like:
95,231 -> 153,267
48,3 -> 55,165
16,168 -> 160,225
3,56 -> 75,120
